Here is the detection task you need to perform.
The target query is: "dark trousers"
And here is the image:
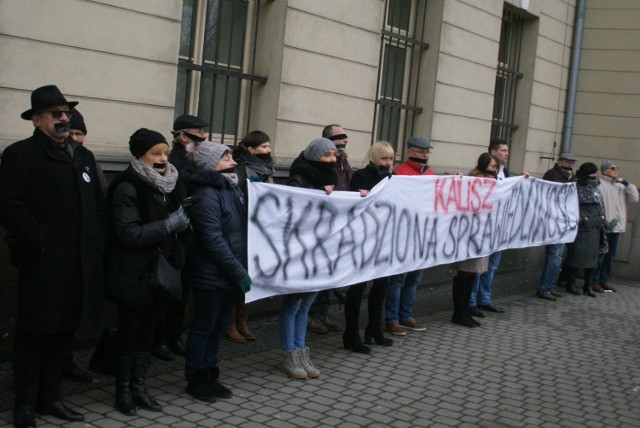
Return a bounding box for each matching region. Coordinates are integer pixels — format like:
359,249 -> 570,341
115,302 -> 164,357
13,330 -> 74,407
344,277 -> 388,335
154,286 -> 189,346
185,289 -> 235,377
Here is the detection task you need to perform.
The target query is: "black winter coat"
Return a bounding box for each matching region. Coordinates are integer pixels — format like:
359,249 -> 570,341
104,166 -> 186,307
566,181 -> 604,269
543,164 -> 574,183
0,129 -> 106,334
183,169 -> 247,293
349,163 -> 390,192
287,152 -> 337,190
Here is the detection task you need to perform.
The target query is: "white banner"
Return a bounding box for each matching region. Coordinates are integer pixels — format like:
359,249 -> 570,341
246,175 -> 578,302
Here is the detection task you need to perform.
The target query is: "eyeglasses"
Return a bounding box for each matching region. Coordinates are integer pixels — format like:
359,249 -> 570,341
408,148 -> 430,155
42,110 -> 73,119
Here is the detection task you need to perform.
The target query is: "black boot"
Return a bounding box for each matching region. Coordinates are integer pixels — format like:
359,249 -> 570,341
364,278 -> 393,346
343,284 -> 370,354
583,283 -> 596,298
463,276 -> 481,327
451,275 -> 477,328
115,355 -> 136,416
131,352 -> 162,412
208,367 -> 232,399
186,370 -> 217,402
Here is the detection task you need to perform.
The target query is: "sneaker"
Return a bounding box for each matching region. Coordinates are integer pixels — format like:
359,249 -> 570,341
384,322 -> 407,336
399,318 -> 426,332
319,315 -> 340,332
600,283 -> 617,292
308,316 -> 328,334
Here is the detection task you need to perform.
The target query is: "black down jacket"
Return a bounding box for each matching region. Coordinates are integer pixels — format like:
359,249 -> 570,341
183,168 -> 248,293
104,166 -> 186,307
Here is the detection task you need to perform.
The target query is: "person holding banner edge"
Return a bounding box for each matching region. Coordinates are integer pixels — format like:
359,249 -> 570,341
343,141 -> 396,353
384,136 -> 433,336
279,137 -> 338,379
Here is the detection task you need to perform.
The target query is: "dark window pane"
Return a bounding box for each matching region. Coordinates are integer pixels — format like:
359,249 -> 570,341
198,72 -> 241,136
174,66 -> 189,118
381,44 -> 406,100
179,0 -> 195,59
387,0 -> 412,31
203,0 -> 248,66
377,104 -> 401,150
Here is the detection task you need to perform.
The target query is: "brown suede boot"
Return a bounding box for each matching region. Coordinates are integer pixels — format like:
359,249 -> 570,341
224,305 -> 245,343
236,301 -> 256,341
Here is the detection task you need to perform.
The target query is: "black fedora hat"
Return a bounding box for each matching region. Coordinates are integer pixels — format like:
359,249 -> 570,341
21,85 -> 78,120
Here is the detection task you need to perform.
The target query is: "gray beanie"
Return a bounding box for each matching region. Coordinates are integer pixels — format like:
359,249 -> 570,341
601,159 -> 616,173
303,138 -> 336,161
194,141 -> 230,170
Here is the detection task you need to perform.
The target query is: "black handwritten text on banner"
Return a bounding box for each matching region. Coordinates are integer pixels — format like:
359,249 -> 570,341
246,176 -> 578,302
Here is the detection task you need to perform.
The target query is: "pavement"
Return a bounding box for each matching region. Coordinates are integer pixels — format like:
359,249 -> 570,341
1,268 -> 639,427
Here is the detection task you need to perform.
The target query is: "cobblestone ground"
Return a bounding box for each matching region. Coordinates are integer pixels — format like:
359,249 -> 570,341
1,272 -> 639,427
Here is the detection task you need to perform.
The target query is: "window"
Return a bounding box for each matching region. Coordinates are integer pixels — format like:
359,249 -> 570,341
175,0 -> 266,144
373,0 -> 429,154
491,7 -> 524,146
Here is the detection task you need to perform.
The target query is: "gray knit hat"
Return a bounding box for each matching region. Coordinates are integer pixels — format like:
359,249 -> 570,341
303,138 -> 336,161
194,141 -> 230,170
601,159 -> 616,173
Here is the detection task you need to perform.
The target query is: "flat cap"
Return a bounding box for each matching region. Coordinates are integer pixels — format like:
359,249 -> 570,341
173,114 -> 210,132
407,136 -> 433,150
558,152 -> 577,161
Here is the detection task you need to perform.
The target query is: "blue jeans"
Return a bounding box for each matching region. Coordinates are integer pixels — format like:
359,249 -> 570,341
470,252 -> 501,306
279,292 -> 318,351
308,290 -> 330,317
594,232 -> 619,285
385,269 -> 423,323
537,243 -> 565,294
185,289 -> 236,377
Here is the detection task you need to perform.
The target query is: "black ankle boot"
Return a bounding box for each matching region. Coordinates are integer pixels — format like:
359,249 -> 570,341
363,326 -> 393,346
342,332 -> 371,354
566,282 -> 580,295
131,352 -> 162,412
583,284 -> 596,298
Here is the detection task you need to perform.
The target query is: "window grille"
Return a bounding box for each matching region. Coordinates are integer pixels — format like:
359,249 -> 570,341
491,7 -> 524,147
175,0 -> 266,145
373,0 -> 429,155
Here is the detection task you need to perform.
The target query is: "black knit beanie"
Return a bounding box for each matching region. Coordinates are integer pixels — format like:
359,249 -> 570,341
129,128 -> 168,157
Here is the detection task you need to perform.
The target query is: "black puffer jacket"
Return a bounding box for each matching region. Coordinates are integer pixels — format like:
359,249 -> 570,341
183,168 -> 247,293
104,166 -> 186,307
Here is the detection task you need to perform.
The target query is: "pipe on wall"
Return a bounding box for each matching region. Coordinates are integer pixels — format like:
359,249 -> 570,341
561,0 -> 586,154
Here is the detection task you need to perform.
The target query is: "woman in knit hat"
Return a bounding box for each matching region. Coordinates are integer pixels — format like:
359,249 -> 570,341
279,137 -> 337,380
182,141 -> 251,402
105,128 -> 190,416
564,162 -> 605,297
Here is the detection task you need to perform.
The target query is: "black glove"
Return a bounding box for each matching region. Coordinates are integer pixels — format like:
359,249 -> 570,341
164,206 -> 190,233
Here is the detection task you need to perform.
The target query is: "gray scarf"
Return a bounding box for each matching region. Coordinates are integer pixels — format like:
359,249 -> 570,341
131,158 -> 179,194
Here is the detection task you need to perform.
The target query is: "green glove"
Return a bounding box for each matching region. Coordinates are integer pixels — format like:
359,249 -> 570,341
237,274 -> 252,293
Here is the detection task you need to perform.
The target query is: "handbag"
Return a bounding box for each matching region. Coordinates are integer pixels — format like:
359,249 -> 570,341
145,250 -> 183,301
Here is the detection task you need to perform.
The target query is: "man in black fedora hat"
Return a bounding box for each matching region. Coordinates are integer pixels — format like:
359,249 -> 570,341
0,85 -> 107,427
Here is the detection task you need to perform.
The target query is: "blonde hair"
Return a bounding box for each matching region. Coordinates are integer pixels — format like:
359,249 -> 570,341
367,141 -> 394,165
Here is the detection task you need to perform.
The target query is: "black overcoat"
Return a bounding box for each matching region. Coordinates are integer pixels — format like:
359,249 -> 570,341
0,128 -> 106,335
